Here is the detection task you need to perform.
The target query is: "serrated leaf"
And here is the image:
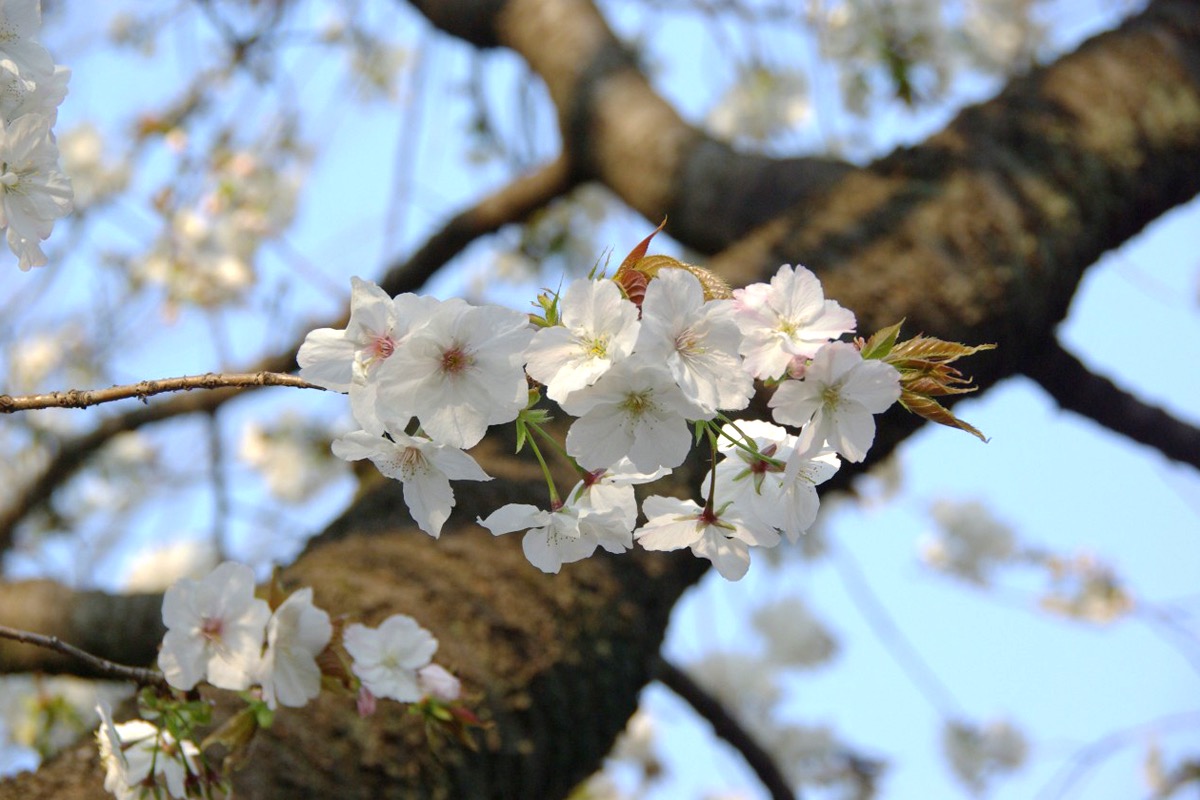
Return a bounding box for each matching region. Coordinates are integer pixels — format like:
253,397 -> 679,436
514,420 -> 528,454
861,320 -> 904,360
616,218 -> 667,274
889,336 -> 996,364
900,391 -> 989,442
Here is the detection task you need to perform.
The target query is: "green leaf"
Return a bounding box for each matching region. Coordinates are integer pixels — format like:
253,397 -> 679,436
861,319 -> 904,360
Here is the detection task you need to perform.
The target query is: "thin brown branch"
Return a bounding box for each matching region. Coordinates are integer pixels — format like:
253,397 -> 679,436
0,372 -> 323,414
0,155 -> 576,553
1025,341 -> 1200,470
654,656 -> 797,800
0,624 -> 167,689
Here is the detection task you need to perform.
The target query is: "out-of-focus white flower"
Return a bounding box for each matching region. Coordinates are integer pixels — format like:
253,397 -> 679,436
239,414 -> 346,503
943,718 -> 1027,795
919,499 -> 1017,586
122,538 -> 218,593
158,562 -> 270,691
259,588 -> 332,710
752,596 -> 839,668
0,113 -> 72,270
610,710 -> 658,774
688,651 -> 780,726
58,123 -> 128,210
770,341 -> 900,462
1038,551 -> 1133,624
343,614 -> 438,703
416,664 -> 461,702
95,703 -> 201,800
707,65 -> 810,144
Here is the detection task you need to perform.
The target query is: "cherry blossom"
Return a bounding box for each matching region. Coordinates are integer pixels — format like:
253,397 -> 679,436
769,341 -> 901,462
635,495 -> 779,581
376,300 -> 533,448
479,501 -> 630,574
715,419 -> 840,541
562,360 -> 700,473
0,112 -> 71,270
343,614 -> 438,703
332,426 -> 491,537
95,703 -> 200,800
158,561 -> 270,691
258,588 -> 333,710
634,268 -> 752,415
524,276 -> 639,403
733,264 -> 855,380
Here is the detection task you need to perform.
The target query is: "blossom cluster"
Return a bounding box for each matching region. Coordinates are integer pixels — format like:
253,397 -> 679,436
0,0 -> 72,269
96,561 -> 459,800
300,257 -> 904,581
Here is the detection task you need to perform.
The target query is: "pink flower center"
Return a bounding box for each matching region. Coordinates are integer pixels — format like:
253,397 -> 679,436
440,345 -> 472,375
370,334 -> 395,361
200,616 -> 224,643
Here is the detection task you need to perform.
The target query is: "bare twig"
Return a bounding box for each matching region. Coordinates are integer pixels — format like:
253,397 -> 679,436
0,155 -> 576,552
0,624 -> 168,689
0,372 -> 323,414
1025,341 -> 1200,470
655,656 -> 798,800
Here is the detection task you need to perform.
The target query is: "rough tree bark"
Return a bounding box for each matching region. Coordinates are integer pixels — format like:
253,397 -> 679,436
2,0 -> 1199,798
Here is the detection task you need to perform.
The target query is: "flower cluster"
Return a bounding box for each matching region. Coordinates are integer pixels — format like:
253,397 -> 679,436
300,248 -> 921,581
0,0 -> 72,269
96,561 -> 462,799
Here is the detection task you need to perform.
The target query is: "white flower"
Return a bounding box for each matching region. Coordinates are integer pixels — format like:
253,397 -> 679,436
331,426 -> 491,538
943,718 -> 1027,794
0,113 -> 71,270
297,278 -> 437,432
568,458 -> 669,533
158,561 -> 270,691
95,703 -> 200,800
479,501 -> 629,573
919,499 -> 1017,586
343,614 -> 438,703
770,341 -> 900,462
377,300 -> 533,448
707,66 -> 810,143
634,268 -> 752,415
259,588 -> 332,710
238,414 -> 345,503
733,265 -> 856,380
417,664 -> 461,702
715,419 -> 840,541
635,495 -> 779,581
524,277 -> 640,403
562,359 -> 700,473
752,596 -> 839,668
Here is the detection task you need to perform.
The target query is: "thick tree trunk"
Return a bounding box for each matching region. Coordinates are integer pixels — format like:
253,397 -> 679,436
4,1 -> 1200,798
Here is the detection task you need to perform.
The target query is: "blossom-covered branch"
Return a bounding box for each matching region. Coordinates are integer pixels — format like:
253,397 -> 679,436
0,371 -> 324,414
0,624 -> 167,689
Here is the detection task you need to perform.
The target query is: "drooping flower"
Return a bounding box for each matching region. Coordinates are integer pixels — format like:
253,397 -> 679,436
634,268 -> 752,415
343,614 -> 438,703
714,419 -> 840,541
733,265 -> 855,380
95,703 -> 200,800
524,277 -> 640,403
158,561 -> 270,691
376,300 -> 533,449
562,359 -> 700,473
635,495 -> 779,581
0,112 -> 72,270
769,341 -> 901,462
332,426 -> 491,537
258,588 -> 332,710
478,501 -> 630,574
